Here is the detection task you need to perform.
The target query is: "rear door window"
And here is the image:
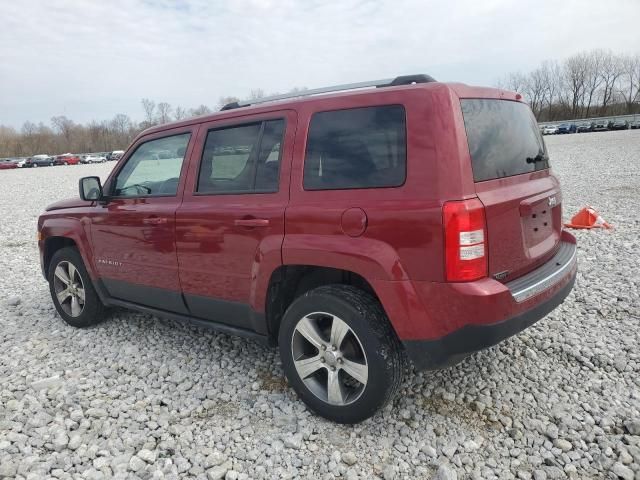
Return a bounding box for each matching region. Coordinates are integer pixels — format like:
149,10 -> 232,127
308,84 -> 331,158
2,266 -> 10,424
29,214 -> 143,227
197,119 -> 285,194
304,105 -> 406,190
460,99 -> 549,182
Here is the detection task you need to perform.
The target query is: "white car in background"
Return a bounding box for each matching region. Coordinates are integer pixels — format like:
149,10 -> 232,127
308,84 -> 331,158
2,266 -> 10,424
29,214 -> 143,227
542,125 -> 559,135
81,154 -> 107,164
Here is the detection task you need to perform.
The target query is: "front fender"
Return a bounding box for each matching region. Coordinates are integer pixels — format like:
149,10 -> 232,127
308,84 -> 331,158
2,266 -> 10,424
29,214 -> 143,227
39,215 -> 96,279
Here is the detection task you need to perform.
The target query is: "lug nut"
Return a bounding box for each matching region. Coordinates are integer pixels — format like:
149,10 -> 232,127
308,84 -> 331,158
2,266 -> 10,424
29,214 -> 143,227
332,345 -> 336,351
338,358 -> 343,364
321,345 -> 326,351
320,358 -> 325,363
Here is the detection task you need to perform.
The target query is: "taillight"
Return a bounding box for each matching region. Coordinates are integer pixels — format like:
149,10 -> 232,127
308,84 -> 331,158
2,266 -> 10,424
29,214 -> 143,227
443,198 -> 487,282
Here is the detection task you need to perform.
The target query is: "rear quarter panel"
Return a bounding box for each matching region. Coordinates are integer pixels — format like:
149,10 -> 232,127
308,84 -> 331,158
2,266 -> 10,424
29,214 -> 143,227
284,84 -> 471,283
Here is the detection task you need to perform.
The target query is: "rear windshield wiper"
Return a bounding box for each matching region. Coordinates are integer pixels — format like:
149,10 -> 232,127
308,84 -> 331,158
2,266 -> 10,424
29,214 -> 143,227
526,154 -> 548,164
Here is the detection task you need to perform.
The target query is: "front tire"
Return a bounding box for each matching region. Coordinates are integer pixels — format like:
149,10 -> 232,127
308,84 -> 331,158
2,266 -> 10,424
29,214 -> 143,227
278,285 -> 404,423
48,247 -> 106,328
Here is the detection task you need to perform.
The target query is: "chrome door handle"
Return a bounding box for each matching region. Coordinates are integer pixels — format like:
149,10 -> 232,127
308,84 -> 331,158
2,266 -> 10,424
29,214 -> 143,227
143,216 -> 167,226
234,218 -> 270,227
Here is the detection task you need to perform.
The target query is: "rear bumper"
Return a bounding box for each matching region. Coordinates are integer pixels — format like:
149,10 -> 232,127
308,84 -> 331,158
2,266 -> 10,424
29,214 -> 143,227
403,270 -> 575,370
373,231 -> 577,371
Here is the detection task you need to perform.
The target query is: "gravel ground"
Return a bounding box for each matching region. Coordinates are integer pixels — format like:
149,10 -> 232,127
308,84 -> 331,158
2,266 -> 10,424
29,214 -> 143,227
1,131 -> 639,480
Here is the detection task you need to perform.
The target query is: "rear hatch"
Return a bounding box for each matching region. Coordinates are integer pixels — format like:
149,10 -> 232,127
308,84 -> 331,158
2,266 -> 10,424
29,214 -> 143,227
460,99 -> 562,281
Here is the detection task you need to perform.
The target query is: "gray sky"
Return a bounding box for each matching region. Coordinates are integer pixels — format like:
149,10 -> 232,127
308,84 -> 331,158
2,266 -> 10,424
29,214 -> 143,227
1,0 -> 639,128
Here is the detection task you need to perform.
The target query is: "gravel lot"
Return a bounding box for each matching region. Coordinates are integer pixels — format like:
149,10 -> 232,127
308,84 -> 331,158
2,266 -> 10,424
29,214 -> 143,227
1,131 -> 639,480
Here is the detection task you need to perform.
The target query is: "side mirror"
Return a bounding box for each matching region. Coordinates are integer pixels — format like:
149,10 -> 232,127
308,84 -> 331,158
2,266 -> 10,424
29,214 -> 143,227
79,176 -> 103,201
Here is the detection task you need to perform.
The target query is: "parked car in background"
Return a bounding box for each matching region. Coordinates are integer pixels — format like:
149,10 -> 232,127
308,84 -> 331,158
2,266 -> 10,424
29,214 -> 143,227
542,125 -> 558,135
54,154 -> 81,166
577,122 -> 594,133
608,119 -> 630,130
557,123 -> 577,134
107,150 -> 125,161
16,158 -> 32,168
592,120 -> 609,131
630,121 -> 640,129
30,155 -> 55,167
0,158 -> 19,169
80,154 -> 107,164
38,74 -> 577,423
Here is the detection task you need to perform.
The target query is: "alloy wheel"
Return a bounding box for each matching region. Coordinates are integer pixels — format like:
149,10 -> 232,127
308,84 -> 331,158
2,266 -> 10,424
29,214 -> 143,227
291,312 -> 368,406
53,261 -> 86,317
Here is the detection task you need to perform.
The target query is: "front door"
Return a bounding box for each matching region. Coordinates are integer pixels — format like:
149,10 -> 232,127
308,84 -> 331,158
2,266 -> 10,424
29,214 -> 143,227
90,127 -> 197,313
176,112 -> 296,331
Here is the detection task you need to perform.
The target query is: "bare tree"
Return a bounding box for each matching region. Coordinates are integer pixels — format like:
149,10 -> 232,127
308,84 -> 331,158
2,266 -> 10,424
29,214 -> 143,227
619,54 -> 640,113
582,50 -> 606,118
174,106 -> 187,120
0,126 -> 19,156
249,89 -> 265,100
504,72 -> 528,93
51,115 -> 75,146
217,96 -> 240,110
540,61 -> 562,120
600,53 -> 624,114
141,98 -> 156,125
110,114 -> 131,135
524,68 -> 547,117
189,105 -> 212,117
157,102 -> 173,124
562,53 -> 590,118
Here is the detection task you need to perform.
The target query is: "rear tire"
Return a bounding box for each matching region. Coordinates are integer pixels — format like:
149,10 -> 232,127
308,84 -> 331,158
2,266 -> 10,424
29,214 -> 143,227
278,285 -> 404,423
48,247 -> 106,328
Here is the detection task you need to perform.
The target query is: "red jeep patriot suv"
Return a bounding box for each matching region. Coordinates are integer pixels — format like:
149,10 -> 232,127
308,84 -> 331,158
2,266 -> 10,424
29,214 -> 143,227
38,75 -> 577,423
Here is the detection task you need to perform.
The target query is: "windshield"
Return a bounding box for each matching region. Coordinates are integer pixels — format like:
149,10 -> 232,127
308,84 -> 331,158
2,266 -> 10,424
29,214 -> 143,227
461,99 -> 549,182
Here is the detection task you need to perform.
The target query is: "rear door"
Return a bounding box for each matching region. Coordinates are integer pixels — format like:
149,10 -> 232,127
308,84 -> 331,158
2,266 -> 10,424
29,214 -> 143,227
460,99 -> 562,281
175,111 -> 296,332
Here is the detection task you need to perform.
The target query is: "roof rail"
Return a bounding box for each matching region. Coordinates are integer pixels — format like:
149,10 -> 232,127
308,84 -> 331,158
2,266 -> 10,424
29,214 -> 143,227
220,74 -> 436,111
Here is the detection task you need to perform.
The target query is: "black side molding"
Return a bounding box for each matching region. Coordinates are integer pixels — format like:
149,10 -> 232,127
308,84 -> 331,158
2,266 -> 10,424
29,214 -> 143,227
93,278 -> 272,346
105,297 -> 271,346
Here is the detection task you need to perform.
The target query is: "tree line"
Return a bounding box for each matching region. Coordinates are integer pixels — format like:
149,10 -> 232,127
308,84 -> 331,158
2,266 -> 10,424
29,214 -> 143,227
2,50 -> 639,158
498,49 -> 640,121
0,89 -> 305,158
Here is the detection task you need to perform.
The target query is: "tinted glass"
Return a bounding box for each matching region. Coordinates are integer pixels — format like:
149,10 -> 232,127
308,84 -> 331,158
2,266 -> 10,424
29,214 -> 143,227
255,120 -> 284,191
113,133 -> 190,196
461,99 -> 549,182
304,105 -> 406,190
197,119 -> 284,194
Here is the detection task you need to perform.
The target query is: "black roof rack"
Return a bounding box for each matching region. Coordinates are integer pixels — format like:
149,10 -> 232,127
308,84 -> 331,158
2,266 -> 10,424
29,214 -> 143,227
220,73 -> 436,111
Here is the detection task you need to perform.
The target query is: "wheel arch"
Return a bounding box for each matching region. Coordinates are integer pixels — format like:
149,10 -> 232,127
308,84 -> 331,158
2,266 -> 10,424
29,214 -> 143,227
264,265 -> 385,342
43,236 -> 78,278
40,216 -> 96,279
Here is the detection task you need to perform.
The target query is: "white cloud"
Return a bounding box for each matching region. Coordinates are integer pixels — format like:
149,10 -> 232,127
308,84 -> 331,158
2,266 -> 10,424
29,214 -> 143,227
0,0 -> 639,127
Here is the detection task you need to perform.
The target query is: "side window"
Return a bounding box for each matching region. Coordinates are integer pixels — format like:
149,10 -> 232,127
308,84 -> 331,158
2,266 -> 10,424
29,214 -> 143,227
113,133 -> 190,197
303,105 -> 406,190
197,119 -> 285,194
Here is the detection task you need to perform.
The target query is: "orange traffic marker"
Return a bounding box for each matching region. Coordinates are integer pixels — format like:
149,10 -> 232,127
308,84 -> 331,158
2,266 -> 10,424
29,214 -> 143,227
564,206 -> 612,229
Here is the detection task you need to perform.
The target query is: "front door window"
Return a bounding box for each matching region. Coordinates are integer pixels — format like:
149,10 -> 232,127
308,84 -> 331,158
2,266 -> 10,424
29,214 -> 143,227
113,133 -> 191,197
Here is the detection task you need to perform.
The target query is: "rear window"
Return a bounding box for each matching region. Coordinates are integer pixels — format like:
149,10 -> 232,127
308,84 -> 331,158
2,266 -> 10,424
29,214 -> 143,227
304,105 -> 406,190
461,99 -> 549,182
